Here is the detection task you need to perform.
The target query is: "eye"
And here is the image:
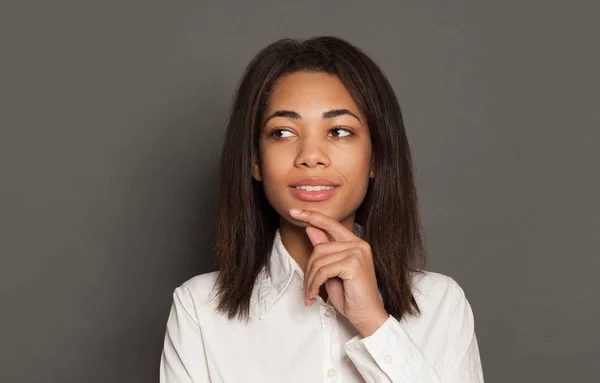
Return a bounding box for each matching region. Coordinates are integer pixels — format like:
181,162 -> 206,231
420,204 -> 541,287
270,128 -> 295,139
329,127 -> 353,138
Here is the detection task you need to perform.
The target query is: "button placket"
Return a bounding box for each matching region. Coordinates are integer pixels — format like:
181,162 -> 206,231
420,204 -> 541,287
324,308 -> 335,319
320,302 -> 339,381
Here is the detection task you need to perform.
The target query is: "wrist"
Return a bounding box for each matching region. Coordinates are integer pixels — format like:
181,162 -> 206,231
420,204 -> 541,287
354,309 -> 390,338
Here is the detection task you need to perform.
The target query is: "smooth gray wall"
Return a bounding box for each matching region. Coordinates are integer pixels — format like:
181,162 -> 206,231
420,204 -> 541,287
2,1 -> 599,382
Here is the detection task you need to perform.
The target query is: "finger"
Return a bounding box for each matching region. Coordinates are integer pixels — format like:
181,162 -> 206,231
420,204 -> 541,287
304,243 -> 361,297
305,250 -> 350,301
304,239 -> 362,294
289,209 -> 358,242
307,255 -> 359,301
304,226 -> 329,294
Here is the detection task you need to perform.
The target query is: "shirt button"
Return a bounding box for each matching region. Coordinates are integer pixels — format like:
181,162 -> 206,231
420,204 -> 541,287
383,354 -> 393,364
327,368 -> 337,377
324,308 -> 335,318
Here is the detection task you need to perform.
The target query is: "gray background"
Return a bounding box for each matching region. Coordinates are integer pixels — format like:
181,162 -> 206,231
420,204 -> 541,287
2,1 -> 598,382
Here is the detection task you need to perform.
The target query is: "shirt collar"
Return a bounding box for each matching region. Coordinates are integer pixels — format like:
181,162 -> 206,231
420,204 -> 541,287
255,223 -> 364,320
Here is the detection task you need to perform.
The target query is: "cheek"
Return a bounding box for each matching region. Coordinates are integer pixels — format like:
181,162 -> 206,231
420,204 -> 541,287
258,147 -> 293,210
257,150 -> 296,218
340,147 -> 372,179
361,154 -> 371,171
260,148 -> 290,184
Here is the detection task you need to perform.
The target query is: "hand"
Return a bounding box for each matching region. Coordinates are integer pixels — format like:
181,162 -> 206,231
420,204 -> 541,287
289,208 -> 390,337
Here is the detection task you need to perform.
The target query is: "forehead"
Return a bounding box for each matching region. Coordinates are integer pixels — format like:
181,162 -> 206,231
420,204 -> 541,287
265,72 -> 364,118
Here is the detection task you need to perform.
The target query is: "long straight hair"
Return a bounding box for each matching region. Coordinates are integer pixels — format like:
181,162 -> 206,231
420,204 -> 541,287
212,36 -> 425,323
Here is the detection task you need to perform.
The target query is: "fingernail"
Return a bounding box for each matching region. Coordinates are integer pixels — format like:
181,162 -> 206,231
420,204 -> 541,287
289,208 -> 304,216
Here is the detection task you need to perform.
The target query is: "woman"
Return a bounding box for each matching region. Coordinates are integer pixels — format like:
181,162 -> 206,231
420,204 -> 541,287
160,36 -> 484,382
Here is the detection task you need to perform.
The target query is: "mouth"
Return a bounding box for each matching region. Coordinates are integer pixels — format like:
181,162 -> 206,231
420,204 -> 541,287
288,185 -> 339,202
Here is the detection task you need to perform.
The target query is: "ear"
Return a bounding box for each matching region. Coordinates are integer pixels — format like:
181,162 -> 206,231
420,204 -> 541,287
251,154 -> 262,182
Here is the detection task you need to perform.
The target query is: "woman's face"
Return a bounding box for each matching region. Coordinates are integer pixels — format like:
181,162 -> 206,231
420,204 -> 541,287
252,71 -> 374,228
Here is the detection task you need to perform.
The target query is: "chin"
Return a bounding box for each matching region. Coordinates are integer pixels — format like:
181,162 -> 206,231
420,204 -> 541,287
285,206 -> 342,222
289,219 -> 310,228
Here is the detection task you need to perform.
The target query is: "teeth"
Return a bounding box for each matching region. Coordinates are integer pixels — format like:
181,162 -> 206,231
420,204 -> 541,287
295,185 -> 335,191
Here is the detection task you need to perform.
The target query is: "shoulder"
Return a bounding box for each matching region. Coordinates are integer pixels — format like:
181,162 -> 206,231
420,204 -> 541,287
400,270 -> 476,352
410,270 -> 473,321
411,270 -> 463,298
169,271 -> 221,319
179,271 -> 220,296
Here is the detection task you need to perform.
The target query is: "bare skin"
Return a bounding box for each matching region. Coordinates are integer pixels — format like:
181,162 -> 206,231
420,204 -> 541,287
251,72 -> 388,336
252,71 -> 373,275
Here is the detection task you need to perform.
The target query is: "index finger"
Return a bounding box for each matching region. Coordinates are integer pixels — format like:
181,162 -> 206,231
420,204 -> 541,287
288,208 -> 358,242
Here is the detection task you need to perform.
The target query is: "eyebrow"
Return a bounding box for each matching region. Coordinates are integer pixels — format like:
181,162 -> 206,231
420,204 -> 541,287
264,108 -> 361,124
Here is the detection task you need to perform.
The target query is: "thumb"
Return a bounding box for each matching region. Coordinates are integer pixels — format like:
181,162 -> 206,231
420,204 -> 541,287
305,226 -> 330,246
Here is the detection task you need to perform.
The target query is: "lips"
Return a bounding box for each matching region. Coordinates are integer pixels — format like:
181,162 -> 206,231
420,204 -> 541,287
289,178 -> 339,187
288,178 -> 340,202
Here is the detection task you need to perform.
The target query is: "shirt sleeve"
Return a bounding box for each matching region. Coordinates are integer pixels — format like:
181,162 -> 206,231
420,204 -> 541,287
343,281 -> 484,383
160,286 -> 211,383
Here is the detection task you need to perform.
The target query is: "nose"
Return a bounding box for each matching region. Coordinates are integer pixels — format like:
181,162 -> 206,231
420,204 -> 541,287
294,136 -> 330,168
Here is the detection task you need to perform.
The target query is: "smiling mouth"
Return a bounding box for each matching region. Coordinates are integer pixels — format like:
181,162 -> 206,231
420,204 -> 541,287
293,185 -> 336,191
289,185 -> 339,202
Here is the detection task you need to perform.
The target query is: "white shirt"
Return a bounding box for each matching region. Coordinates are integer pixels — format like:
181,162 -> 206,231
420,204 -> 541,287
160,228 -> 485,382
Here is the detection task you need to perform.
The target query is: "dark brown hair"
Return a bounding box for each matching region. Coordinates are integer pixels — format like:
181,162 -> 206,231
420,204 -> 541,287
212,36 -> 426,323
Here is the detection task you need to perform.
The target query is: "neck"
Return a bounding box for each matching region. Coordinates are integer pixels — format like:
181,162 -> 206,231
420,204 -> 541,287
278,213 -> 356,275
